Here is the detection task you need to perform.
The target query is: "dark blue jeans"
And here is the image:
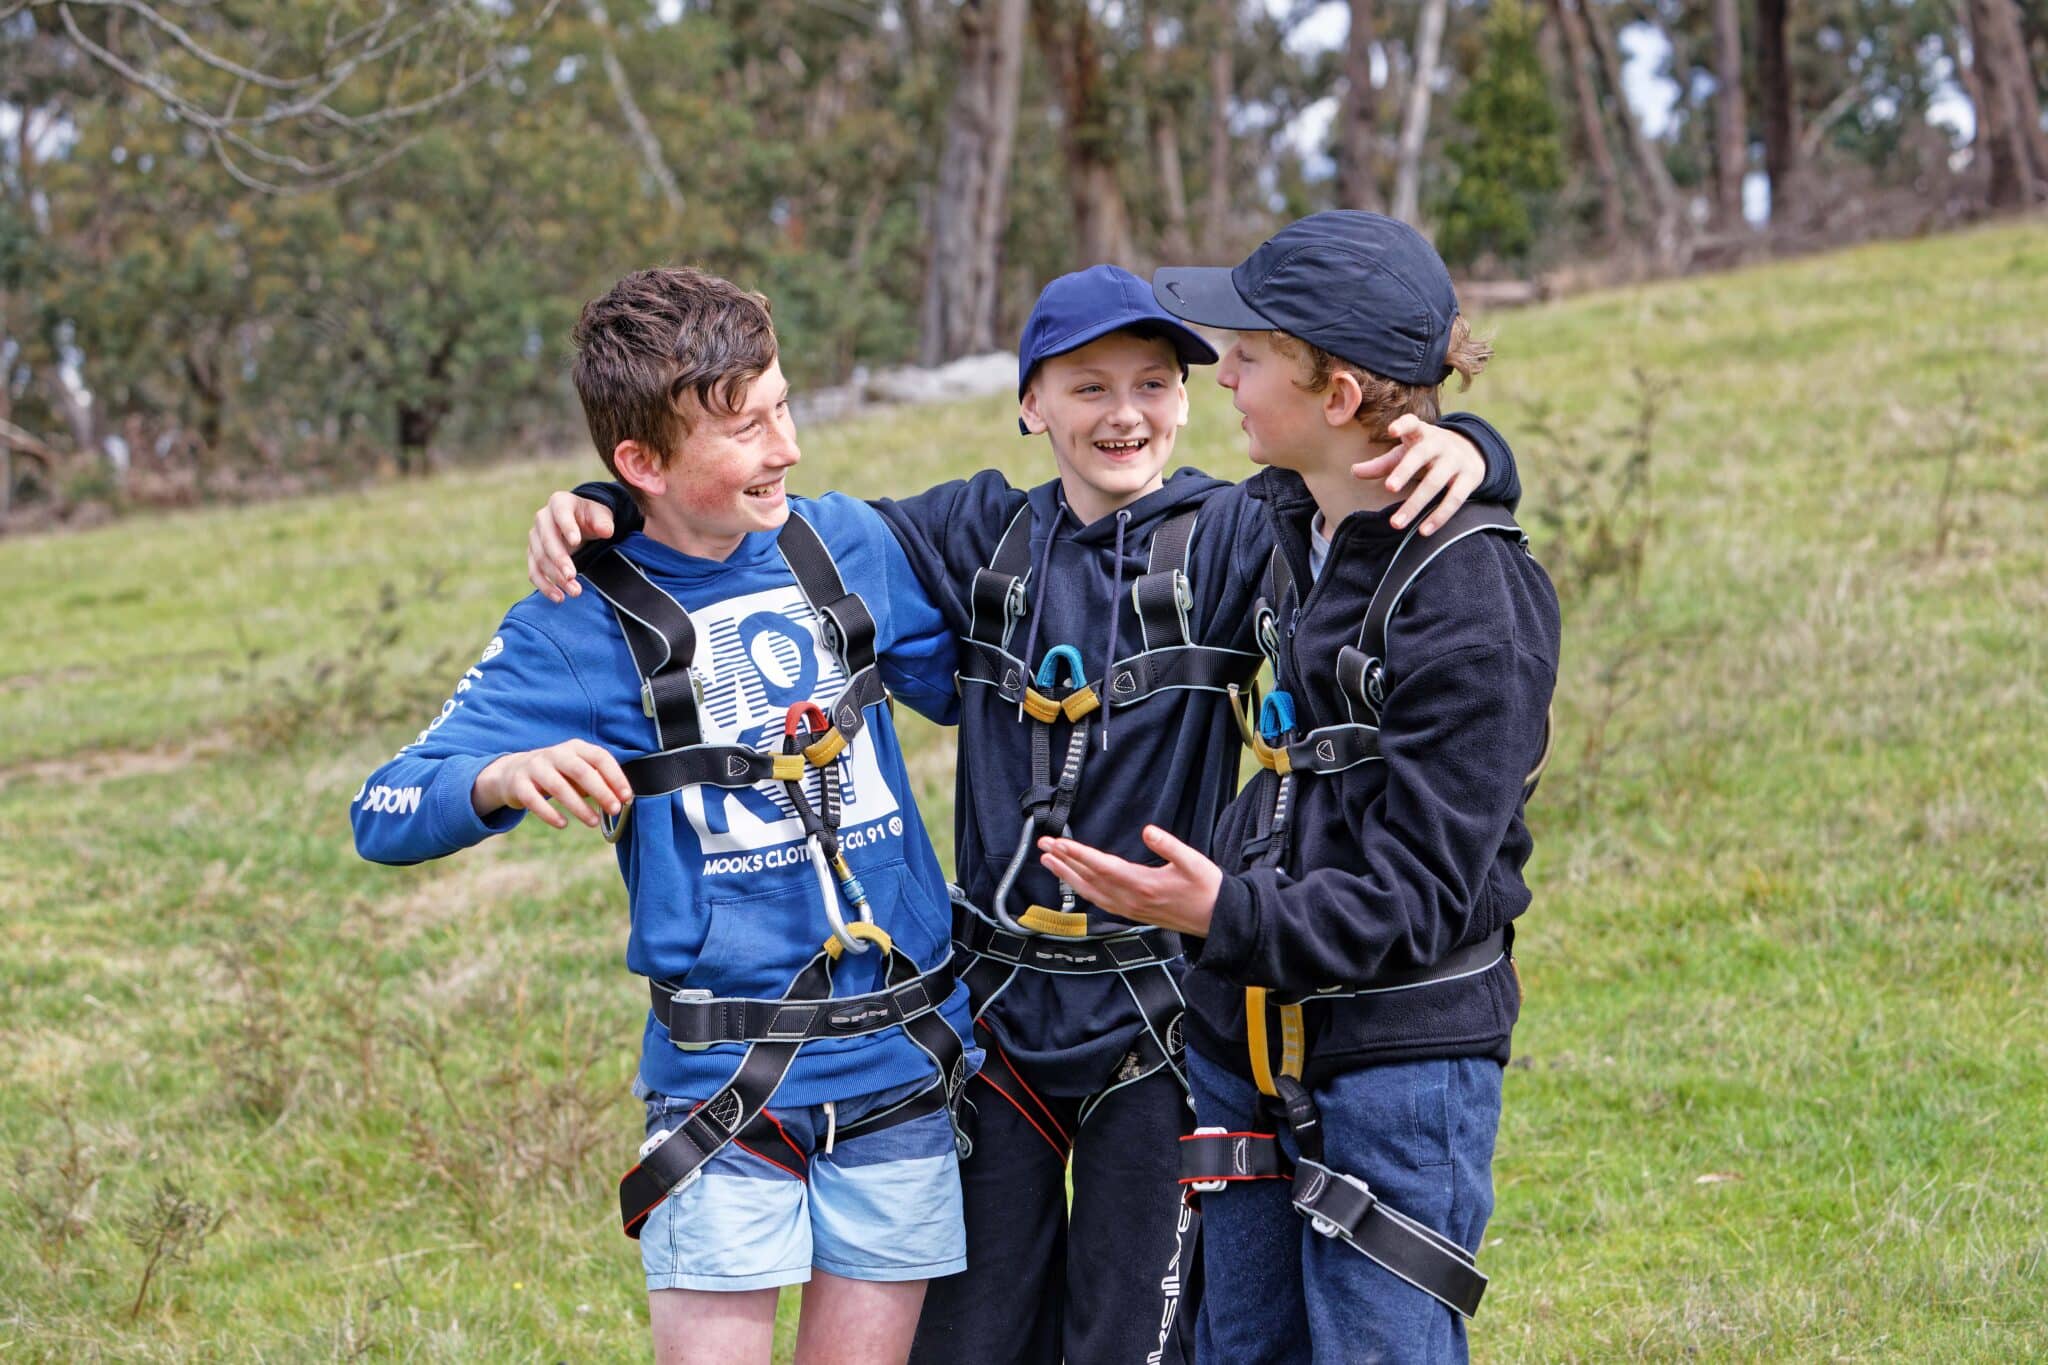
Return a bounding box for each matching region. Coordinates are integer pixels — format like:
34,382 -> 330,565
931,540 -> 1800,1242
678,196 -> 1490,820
1190,1048 -> 1502,1365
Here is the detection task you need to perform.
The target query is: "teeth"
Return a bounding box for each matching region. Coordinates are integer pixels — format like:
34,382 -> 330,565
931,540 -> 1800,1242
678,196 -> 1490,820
1097,439 -> 1145,452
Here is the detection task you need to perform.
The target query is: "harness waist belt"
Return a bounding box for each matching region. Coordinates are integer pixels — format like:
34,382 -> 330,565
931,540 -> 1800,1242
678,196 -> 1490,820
1278,926 -> 1507,1007
957,910 -> 1178,974
653,956 -> 958,1046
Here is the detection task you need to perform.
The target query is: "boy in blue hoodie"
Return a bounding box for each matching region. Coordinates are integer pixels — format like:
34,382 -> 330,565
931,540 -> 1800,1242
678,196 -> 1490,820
353,267 -> 978,1365
1040,214 -> 1561,1364
524,266 -> 1521,1364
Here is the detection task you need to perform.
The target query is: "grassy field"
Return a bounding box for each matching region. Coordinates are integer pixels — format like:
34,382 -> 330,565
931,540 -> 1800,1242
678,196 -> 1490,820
4,221 -> 2046,1361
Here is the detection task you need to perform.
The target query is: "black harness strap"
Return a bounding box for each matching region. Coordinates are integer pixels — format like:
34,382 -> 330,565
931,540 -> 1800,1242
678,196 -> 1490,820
586,513 -> 891,804
651,956 -> 958,1047
620,950 -> 836,1239
958,507 -> 1259,709
580,551 -> 705,750
621,941 -> 968,1238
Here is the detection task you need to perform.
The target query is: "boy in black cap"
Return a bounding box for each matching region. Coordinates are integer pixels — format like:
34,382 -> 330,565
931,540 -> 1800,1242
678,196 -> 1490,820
521,261 -> 1524,1364
1042,213 -> 1560,1364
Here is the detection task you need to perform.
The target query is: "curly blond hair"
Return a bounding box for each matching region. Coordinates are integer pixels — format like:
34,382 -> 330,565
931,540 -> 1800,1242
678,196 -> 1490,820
1269,316 -> 1491,435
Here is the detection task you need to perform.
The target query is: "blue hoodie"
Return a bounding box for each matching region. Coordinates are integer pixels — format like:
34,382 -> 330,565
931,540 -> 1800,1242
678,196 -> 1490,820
351,493 -> 974,1106
576,414 -> 1521,1096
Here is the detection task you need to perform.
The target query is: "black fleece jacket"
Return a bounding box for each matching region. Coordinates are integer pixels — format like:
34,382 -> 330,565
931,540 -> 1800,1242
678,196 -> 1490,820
572,415 -> 1522,1094
1189,468 -> 1560,1085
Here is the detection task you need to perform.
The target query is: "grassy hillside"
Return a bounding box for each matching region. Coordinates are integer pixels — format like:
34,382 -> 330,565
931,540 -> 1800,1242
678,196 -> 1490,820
4,222 -> 2045,1360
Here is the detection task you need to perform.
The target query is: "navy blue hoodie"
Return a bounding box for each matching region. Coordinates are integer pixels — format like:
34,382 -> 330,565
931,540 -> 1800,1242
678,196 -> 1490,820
1189,469 -> 1560,1084
574,414 -> 1521,1095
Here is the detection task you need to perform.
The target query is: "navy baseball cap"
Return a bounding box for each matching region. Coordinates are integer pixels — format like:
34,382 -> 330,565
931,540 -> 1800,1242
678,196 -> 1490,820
1152,212 -> 1459,385
1017,265 -> 1219,418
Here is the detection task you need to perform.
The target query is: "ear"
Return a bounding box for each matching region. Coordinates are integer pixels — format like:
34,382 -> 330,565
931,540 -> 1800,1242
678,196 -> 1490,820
1175,379 -> 1191,429
1019,387 -> 1050,436
613,439 -> 668,500
1322,372 -> 1364,429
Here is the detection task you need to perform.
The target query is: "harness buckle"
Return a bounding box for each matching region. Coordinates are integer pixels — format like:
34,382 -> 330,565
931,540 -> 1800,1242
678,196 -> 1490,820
636,1127 -> 706,1195
1304,1165 -> 1377,1240
1188,1126 -> 1230,1193
665,988 -> 714,1052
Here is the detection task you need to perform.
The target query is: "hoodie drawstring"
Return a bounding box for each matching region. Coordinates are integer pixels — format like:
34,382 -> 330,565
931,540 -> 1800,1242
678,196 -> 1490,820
1102,509 -> 1129,751
1017,492 -> 1064,704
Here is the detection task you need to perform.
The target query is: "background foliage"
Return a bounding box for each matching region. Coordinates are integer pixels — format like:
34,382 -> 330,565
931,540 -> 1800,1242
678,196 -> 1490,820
4,0 -> 2042,511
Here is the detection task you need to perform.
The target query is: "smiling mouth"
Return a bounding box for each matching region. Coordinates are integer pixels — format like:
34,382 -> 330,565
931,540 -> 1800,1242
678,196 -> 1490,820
744,478 -> 784,499
1095,438 -> 1148,457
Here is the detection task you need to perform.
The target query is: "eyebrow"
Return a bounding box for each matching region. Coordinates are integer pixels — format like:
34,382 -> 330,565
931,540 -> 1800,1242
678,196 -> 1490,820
1067,362 -> 1174,380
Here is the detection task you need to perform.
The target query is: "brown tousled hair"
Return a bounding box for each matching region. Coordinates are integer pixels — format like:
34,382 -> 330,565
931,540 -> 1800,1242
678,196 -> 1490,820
1270,315 -> 1491,434
570,267 -> 777,494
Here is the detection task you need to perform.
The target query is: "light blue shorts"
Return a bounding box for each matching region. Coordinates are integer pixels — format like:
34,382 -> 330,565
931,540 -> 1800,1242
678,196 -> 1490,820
637,1077 -> 967,1293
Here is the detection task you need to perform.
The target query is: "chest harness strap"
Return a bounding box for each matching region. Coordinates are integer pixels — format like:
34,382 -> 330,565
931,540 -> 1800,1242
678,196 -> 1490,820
1182,502 -> 1549,1318
958,506 -> 1260,716
585,514 -> 968,1235
582,514 -> 886,829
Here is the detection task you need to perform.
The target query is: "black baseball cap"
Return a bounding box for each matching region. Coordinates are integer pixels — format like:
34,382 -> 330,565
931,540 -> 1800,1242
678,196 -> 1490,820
1152,211 -> 1459,385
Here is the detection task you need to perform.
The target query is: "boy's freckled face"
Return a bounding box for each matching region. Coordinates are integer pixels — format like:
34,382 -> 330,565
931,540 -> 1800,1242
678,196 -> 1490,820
663,356 -> 801,539
1217,331 -> 1319,472
1021,332 -> 1189,515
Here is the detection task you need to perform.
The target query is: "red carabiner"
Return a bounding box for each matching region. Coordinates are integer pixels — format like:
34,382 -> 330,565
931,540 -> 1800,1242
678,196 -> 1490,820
784,701 -> 830,740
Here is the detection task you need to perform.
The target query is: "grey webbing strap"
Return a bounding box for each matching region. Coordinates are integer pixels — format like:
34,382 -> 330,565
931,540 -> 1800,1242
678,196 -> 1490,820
583,550 -> 704,749
1347,503 -> 1525,722
652,953 -> 957,1045
1292,1158 -> 1488,1317
1252,546 -> 1294,670
1132,509 -> 1198,652
956,910 -> 1178,974
777,512 -> 878,678
1284,723 -> 1381,776
968,504 -> 1033,649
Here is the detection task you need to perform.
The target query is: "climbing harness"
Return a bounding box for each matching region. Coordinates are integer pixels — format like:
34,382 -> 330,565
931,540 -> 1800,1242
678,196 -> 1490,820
1178,501 -> 1550,1318
950,504 -> 1256,1108
583,513 -> 888,842
957,506 -> 1260,746
583,513 -> 969,1237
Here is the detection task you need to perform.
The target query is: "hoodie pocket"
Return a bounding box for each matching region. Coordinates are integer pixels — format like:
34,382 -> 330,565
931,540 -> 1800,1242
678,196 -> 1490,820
693,856 -> 945,1000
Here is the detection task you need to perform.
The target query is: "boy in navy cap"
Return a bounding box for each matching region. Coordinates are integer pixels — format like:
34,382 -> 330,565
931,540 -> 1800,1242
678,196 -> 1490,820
1042,213 -> 1560,1363
523,260 -> 1524,1364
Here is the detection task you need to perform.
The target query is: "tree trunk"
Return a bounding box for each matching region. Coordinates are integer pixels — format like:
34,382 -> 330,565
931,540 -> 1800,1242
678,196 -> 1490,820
1203,0 -> 1235,255
1583,0 -> 1683,263
1034,0 -> 1134,266
1754,0 -> 1798,224
1966,0 -> 2048,206
1336,0 -> 1383,210
1711,0 -> 1748,228
1140,0 -> 1193,261
918,0 -> 1027,364
1391,0 -> 1449,224
579,0 -> 687,218
1548,0 -> 1625,247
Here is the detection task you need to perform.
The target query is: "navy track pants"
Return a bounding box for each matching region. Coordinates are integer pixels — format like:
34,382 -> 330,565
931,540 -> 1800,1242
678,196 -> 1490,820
909,1035 -> 1199,1365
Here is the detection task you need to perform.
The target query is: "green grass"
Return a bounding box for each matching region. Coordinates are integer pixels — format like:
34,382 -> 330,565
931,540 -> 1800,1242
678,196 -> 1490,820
5,221 -> 2047,1359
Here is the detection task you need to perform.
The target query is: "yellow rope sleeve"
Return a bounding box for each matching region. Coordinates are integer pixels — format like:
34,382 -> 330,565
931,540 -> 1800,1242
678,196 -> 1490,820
1018,904 -> 1090,937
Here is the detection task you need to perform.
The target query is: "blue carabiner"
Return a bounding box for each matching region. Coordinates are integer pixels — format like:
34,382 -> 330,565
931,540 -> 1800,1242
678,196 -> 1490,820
1035,644 -> 1088,691
1258,689 -> 1297,744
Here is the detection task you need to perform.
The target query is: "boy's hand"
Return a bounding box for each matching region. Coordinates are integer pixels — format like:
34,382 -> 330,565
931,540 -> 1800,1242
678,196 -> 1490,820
473,740 -> 633,829
528,493 -> 616,602
1352,416 -> 1486,535
1036,827 -> 1221,937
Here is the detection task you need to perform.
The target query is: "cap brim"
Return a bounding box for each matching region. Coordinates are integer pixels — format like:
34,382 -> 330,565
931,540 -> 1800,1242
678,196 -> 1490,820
1152,267 -> 1275,331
